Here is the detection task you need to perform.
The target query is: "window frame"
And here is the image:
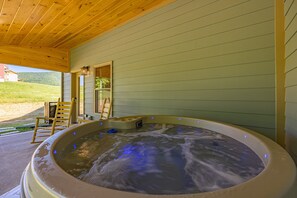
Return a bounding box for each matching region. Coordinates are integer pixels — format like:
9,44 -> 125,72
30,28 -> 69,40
93,61 -> 113,116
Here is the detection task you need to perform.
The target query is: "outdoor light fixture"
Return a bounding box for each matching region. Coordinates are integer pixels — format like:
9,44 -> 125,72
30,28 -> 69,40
81,65 -> 90,76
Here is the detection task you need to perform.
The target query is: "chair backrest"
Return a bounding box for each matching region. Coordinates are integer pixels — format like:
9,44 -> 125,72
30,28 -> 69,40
99,98 -> 112,120
53,98 -> 75,127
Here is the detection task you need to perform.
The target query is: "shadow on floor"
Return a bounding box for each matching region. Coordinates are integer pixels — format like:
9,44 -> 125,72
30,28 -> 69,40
0,131 -> 39,195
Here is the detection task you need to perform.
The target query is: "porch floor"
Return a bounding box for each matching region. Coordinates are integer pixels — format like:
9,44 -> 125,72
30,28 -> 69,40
0,132 -> 39,195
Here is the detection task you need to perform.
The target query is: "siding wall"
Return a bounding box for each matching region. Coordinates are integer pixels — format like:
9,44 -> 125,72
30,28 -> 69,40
70,0 -> 276,139
285,0 -> 297,162
84,71 -> 94,115
62,73 -> 71,102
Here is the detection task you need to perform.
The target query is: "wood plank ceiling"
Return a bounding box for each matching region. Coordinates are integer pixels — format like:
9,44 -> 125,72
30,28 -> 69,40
0,0 -> 173,71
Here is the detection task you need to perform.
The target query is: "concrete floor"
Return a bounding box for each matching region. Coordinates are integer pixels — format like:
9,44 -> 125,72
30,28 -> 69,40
0,132 -> 39,195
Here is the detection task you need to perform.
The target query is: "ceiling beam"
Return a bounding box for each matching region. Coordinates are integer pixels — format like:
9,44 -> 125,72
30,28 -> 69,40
0,45 -> 69,72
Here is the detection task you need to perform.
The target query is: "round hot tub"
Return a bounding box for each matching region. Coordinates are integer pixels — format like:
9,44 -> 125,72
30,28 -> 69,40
21,116 -> 296,198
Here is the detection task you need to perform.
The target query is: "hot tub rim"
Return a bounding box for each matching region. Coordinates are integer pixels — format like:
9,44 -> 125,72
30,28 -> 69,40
26,115 -> 296,198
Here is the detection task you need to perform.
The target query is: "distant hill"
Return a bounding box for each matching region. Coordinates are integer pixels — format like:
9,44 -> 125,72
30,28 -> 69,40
18,72 -> 61,86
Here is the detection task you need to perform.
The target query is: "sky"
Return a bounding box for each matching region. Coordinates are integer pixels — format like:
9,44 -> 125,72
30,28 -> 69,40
8,65 -> 51,72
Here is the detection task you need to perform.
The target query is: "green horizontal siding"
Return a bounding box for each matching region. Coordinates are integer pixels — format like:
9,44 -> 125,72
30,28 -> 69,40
286,86 -> 297,102
114,62 -> 275,86
113,88 -> 274,101
70,0 -> 276,139
286,68 -> 297,87
114,100 -> 275,115
115,75 -> 275,92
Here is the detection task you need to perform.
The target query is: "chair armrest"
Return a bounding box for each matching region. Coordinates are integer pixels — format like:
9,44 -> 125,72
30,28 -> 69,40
36,116 -> 46,120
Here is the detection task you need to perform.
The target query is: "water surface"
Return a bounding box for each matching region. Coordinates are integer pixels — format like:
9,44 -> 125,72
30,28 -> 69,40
55,123 -> 264,194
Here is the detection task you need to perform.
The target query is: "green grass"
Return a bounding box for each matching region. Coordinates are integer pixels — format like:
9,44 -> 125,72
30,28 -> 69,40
0,81 -> 60,103
16,126 -> 35,132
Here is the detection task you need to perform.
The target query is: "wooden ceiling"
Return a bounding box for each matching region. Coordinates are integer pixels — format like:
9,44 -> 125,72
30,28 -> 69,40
0,0 -> 173,71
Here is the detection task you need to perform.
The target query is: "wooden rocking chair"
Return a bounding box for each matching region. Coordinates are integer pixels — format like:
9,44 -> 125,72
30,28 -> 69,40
31,98 -> 75,143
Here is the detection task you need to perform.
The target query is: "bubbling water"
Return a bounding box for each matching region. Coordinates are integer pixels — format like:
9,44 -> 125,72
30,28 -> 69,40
55,124 -> 264,195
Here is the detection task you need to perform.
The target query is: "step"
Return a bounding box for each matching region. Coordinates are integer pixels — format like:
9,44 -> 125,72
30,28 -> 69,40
0,130 -> 20,136
0,127 -> 15,131
0,127 -> 18,134
0,128 -> 17,133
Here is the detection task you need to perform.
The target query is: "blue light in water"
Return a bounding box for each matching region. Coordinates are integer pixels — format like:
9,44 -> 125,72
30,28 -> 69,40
264,154 -> 269,159
73,144 -> 77,150
72,131 -> 76,136
117,144 -> 147,170
118,144 -> 141,158
53,150 -> 57,155
120,145 -> 133,156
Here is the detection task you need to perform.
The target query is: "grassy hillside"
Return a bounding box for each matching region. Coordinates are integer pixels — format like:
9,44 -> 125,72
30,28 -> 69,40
18,72 -> 61,86
0,82 -> 60,103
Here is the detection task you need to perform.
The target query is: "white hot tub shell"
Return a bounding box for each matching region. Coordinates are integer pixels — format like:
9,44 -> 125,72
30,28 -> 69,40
21,115 -> 297,198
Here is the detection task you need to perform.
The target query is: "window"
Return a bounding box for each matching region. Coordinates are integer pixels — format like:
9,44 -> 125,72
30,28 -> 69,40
94,62 -> 112,114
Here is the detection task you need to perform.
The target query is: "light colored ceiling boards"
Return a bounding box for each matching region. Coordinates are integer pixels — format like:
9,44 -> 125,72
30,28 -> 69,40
0,0 -> 173,71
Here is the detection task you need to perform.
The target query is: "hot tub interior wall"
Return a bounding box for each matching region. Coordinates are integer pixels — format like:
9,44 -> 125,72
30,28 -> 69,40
63,0 -> 297,163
